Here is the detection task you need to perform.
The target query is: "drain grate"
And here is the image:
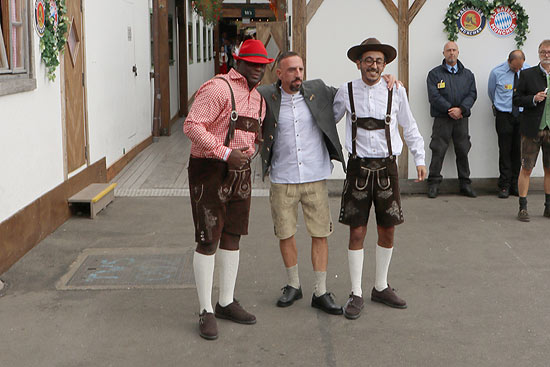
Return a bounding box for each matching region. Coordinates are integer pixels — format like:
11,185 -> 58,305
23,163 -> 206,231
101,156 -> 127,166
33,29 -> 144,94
57,248 -> 196,290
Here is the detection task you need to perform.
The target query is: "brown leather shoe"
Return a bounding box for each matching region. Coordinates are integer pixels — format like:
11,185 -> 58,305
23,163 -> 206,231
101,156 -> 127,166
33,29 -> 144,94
343,293 -> 364,320
199,310 -> 218,340
215,299 -> 257,324
371,285 -> 407,309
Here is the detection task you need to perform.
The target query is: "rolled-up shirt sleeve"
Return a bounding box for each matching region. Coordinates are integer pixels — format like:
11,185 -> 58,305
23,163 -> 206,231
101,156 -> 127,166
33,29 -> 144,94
333,85 -> 348,123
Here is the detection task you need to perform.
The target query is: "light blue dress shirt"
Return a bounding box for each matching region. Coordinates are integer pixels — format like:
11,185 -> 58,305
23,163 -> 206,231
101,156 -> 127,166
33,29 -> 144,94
445,63 -> 457,74
488,61 -> 529,113
270,88 -> 333,184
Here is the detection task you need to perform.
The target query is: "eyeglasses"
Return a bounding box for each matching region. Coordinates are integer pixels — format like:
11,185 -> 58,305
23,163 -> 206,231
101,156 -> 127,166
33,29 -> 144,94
539,50 -> 550,56
360,57 -> 385,67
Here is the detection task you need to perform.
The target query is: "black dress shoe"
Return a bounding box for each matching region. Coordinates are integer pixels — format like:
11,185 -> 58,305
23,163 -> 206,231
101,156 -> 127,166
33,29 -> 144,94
460,184 -> 477,198
498,187 -> 509,199
311,292 -> 343,315
277,285 -> 303,307
427,185 -> 439,199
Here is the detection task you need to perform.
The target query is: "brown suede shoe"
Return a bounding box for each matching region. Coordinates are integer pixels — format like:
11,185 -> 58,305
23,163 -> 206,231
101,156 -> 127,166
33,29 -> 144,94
343,293 -> 364,320
518,209 -> 530,222
371,285 -> 407,309
215,299 -> 257,324
544,205 -> 550,218
199,310 -> 218,340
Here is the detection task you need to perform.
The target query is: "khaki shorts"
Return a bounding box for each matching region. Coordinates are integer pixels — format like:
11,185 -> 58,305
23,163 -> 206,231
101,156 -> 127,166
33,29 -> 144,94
521,129 -> 550,170
269,180 -> 333,240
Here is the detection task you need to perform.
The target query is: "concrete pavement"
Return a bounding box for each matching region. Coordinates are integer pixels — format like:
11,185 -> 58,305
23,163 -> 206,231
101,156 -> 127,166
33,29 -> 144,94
1,193 -> 550,367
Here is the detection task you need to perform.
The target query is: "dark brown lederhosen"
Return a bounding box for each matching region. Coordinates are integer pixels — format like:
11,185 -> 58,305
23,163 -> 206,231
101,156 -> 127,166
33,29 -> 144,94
188,76 -> 262,244
339,82 -> 404,228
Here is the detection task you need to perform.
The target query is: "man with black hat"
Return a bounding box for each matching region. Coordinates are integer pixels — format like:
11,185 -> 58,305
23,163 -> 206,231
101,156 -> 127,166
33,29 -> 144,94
426,41 -> 477,198
333,38 -> 426,320
184,39 -> 274,340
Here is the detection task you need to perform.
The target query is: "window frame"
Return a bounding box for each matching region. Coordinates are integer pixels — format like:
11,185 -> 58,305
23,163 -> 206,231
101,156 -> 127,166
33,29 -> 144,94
0,0 -> 36,97
202,24 -> 206,62
195,20 -> 200,63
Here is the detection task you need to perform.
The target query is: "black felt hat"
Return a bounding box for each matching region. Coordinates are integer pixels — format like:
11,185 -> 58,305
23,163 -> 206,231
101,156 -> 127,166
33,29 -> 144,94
347,38 -> 397,64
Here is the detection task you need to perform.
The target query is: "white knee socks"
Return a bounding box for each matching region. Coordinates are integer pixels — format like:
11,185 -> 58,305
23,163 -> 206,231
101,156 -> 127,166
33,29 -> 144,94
286,264 -> 300,289
375,245 -> 393,292
193,251 -> 215,313
348,249 -> 364,297
313,271 -> 327,297
218,249 -> 240,307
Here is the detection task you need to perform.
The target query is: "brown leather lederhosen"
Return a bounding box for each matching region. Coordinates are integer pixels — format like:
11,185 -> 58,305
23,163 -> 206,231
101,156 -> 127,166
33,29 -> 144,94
188,76 -> 264,245
338,81 -> 404,227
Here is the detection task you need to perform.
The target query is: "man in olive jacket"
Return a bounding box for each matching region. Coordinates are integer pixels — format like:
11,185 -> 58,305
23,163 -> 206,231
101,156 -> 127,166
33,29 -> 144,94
257,51 -> 346,315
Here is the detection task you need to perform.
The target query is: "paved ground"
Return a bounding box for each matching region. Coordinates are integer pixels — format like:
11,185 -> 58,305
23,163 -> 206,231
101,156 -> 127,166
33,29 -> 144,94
1,192 -> 550,367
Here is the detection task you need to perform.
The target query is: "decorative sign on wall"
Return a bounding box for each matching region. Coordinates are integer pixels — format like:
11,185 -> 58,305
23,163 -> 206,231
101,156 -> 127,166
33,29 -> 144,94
49,0 -> 59,30
34,0 -> 46,37
456,7 -> 486,36
489,6 -> 517,37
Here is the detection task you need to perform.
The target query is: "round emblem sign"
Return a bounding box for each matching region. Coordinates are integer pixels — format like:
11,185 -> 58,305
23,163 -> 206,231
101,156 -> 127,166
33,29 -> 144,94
489,6 -> 517,37
457,7 -> 486,36
34,0 -> 46,37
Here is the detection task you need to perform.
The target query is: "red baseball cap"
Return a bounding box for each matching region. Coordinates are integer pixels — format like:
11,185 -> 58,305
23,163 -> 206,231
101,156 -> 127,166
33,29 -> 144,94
233,39 -> 275,64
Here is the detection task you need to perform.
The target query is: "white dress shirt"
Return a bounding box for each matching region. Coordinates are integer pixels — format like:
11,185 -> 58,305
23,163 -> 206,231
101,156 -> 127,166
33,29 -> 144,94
333,78 -> 425,166
270,88 -> 333,184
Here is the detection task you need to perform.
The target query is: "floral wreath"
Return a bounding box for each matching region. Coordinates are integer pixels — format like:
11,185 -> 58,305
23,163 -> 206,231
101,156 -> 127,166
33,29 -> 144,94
40,0 -> 69,81
443,0 -> 529,48
192,0 -> 223,25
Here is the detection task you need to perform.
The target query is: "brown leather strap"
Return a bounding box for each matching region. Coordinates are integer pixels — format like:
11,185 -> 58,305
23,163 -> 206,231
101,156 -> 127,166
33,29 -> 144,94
348,81 -> 393,158
213,76 -> 238,147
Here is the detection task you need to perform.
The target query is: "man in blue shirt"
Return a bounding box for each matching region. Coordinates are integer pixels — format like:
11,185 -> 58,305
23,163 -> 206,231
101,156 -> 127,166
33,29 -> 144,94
488,50 -> 528,198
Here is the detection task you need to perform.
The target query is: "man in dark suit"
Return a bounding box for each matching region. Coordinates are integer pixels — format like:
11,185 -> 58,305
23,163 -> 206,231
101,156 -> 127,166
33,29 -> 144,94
513,39 -> 550,222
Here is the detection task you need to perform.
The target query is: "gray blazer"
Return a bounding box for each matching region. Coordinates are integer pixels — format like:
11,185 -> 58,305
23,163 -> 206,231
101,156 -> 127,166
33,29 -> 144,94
257,79 -> 346,180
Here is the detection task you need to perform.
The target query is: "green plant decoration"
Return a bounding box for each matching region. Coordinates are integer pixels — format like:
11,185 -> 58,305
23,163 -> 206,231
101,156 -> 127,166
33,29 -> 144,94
443,0 -> 529,49
39,0 -> 69,81
491,0 -> 529,48
192,0 -> 223,25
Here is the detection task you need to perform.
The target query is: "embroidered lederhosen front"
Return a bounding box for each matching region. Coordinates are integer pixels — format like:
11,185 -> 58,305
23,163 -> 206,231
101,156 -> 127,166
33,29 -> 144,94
188,77 -> 263,244
339,81 -> 404,228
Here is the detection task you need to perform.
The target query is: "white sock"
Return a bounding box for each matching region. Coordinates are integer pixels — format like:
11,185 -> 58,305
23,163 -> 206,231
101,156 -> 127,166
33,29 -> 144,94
348,249 -> 364,297
193,251 -> 215,313
218,249 -> 240,307
286,264 -> 300,289
375,245 -> 393,292
313,271 -> 327,297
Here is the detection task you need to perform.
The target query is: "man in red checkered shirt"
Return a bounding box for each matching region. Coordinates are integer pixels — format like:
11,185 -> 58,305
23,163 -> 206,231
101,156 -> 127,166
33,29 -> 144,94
184,39 -> 273,341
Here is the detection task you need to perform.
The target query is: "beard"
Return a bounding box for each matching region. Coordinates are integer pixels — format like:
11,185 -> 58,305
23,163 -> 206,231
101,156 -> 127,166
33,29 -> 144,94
290,78 -> 302,92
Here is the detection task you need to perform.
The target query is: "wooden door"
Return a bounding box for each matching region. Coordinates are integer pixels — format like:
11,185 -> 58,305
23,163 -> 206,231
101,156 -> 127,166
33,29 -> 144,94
256,21 -> 288,85
64,0 -> 87,174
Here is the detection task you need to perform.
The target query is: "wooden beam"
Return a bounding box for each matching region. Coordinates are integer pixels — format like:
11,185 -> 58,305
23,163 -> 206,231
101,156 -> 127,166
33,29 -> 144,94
380,0 -> 398,24
159,0 -> 171,135
306,0 -> 324,25
408,0 -> 426,24
292,0 -> 307,78
275,0 -> 287,22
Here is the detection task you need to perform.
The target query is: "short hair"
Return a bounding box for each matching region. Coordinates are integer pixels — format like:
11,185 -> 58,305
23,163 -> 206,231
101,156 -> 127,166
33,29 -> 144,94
508,50 -> 525,62
539,40 -> 550,50
276,51 -> 301,67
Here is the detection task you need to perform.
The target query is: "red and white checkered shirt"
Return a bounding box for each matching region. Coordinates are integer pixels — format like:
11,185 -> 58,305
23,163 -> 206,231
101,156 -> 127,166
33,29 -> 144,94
184,68 -> 266,161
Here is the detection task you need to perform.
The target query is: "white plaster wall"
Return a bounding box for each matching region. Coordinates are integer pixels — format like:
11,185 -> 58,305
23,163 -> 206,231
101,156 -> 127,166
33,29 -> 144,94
0,31 -> 64,222
307,0 -> 545,180
84,0 -> 152,167
187,10 -> 215,96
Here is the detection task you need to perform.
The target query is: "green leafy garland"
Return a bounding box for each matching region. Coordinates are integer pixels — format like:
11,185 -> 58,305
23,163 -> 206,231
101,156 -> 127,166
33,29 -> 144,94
192,0 -> 223,25
39,0 -> 69,81
443,0 -> 529,48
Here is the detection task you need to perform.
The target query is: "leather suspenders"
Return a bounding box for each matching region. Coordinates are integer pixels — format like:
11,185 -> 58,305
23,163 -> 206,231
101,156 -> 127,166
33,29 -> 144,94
213,76 -> 263,147
347,81 -> 393,159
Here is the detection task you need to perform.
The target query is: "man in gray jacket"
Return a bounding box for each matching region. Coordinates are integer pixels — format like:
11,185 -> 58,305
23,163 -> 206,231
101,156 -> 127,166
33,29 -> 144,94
426,41 -> 477,198
258,52 -> 346,315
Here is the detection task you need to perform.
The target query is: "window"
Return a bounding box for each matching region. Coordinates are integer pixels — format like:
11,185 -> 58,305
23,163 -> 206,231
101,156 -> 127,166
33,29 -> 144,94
208,28 -> 211,60
0,0 -> 35,96
188,22 -> 193,64
196,21 -> 200,63
168,15 -> 174,65
202,25 -> 206,62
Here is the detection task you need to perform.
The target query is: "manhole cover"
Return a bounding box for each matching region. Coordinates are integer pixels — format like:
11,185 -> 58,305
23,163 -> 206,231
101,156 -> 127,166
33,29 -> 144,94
57,248 -> 196,290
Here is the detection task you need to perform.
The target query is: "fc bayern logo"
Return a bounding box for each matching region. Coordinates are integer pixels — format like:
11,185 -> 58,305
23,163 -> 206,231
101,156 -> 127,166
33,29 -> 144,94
457,7 -> 486,36
489,6 -> 517,36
